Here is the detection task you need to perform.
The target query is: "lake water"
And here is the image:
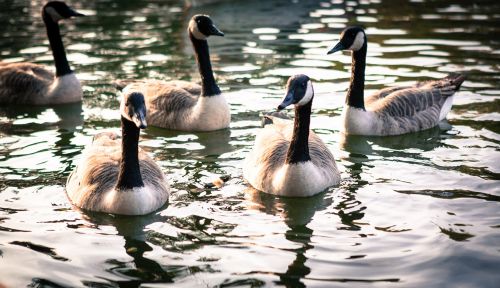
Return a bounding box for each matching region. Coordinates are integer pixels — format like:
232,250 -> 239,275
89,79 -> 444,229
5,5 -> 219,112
0,0 -> 499,287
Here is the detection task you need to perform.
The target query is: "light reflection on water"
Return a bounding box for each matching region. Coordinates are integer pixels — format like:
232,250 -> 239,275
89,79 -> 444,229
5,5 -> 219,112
0,0 -> 499,287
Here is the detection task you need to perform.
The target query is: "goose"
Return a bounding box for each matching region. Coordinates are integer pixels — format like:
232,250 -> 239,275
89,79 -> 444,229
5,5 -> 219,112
243,74 -> 341,197
327,26 -> 465,136
121,14 -> 230,132
66,91 -> 169,215
0,1 -> 84,105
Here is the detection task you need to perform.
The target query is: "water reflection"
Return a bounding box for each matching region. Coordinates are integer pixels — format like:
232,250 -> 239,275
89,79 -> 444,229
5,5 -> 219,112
246,189 -> 332,287
1,0 -> 499,286
339,125 -> 451,156
79,212 -> 175,286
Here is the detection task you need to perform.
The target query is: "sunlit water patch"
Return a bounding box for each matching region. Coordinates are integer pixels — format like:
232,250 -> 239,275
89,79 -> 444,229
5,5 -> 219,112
0,0 -> 499,287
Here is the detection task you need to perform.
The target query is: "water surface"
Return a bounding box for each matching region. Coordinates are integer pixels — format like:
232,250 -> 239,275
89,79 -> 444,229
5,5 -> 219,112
0,0 -> 499,287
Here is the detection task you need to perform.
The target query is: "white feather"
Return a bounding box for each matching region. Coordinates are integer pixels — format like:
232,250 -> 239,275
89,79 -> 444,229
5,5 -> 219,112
46,73 -> 83,104
439,95 -> 454,121
189,19 -> 207,40
296,80 -> 313,106
271,162 -> 337,197
348,32 -> 365,51
100,186 -> 168,215
183,94 -> 231,131
341,106 -> 376,135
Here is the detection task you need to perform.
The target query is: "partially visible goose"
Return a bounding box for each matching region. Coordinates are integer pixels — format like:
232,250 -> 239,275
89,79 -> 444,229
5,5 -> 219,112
66,91 -> 169,215
122,14 -> 230,132
327,26 -> 465,136
243,75 -> 340,197
0,1 -> 84,105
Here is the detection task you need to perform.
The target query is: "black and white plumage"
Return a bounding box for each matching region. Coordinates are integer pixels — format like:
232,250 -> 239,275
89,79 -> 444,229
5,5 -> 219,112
0,1 -> 84,105
243,75 -> 341,197
66,92 -> 169,215
327,26 -> 465,136
121,14 -> 230,132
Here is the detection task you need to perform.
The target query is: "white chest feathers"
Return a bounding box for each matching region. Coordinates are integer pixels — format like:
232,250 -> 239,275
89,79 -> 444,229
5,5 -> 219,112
186,95 -> 231,131
341,105 -> 376,135
270,162 -> 339,197
99,186 -> 169,216
47,73 -> 83,104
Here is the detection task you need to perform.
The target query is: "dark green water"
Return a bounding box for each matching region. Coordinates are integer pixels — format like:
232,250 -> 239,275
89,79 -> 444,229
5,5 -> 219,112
0,0 -> 499,287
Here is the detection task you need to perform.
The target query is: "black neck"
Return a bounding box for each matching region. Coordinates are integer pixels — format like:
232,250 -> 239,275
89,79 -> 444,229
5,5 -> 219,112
116,116 -> 144,190
286,100 -> 312,164
189,33 -> 221,97
347,41 -> 367,110
43,13 -> 72,77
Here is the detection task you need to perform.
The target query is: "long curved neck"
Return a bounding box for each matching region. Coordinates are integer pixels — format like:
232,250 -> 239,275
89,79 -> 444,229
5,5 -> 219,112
116,116 -> 144,190
189,33 -> 221,97
347,41 -> 367,110
42,14 -> 72,77
286,100 -> 312,164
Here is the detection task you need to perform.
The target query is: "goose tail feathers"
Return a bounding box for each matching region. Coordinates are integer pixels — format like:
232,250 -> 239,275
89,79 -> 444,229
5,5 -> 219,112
416,73 -> 465,97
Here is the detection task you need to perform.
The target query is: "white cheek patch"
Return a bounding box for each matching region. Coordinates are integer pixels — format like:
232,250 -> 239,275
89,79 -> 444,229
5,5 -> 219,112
296,80 -> 314,106
348,32 -> 365,51
189,20 -> 207,40
45,7 -> 63,22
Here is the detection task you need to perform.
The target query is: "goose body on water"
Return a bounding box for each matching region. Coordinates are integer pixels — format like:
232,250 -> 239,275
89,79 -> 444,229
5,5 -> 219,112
328,26 -> 465,136
66,91 -> 169,215
243,75 -> 340,197
0,1 -> 83,105
121,15 -> 230,132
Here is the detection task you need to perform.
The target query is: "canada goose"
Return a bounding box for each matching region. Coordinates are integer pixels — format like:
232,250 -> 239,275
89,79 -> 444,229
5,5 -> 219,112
327,26 -> 465,136
0,1 -> 84,105
121,14 -> 230,132
66,91 -> 169,215
243,74 -> 341,197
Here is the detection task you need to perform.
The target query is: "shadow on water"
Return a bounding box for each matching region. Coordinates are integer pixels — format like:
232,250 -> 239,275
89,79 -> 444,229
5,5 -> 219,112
339,124 -> 453,156
245,189 -> 330,287
76,211 -> 176,287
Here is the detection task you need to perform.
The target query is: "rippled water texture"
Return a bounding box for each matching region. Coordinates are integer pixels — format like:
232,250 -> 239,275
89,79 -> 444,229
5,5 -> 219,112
1,0 -> 499,287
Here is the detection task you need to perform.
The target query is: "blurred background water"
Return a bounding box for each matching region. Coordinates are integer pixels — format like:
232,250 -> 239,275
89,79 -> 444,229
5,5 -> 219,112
0,0 -> 499,287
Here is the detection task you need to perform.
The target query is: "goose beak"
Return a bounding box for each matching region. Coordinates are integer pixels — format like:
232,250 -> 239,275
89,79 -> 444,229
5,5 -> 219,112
209,25 -> 224,37
327,41 -> 344,54
133,110 -> 147,129
277,91 -> 294,111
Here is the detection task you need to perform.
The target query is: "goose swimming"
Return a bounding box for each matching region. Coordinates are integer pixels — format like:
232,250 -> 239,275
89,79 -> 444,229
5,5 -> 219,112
243,74 -> 340,197
327,26 -> 465,136
0,1 -> 84,105
66,91 -> 169,215
121,14 -> 230,132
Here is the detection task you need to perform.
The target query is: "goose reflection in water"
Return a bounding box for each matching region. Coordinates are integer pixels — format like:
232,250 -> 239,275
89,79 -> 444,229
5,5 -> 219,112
339,122 -> 453,157
78,211 -> 174,286
245,188 -> 332,287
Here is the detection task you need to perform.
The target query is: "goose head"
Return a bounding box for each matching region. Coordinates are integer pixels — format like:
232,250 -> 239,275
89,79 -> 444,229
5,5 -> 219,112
327,26 -> 366,54
188,14 -> 224,40
277,74 -> 314,110
121,92 -> 147,129
42,1 -> 85,23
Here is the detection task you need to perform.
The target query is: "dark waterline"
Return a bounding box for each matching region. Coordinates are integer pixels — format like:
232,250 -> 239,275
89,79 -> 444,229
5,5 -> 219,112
0,0 -> 499,287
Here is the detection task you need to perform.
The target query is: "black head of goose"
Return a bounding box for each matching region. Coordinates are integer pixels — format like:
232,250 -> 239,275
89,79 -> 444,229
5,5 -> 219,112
327,26 -> 465,136
188,14 -> 224,97
66,91 -> 170,215
243,74 -> 340,197
43,1 -> 85,77
119,14 -> 230,132
0,1 -> 84,105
